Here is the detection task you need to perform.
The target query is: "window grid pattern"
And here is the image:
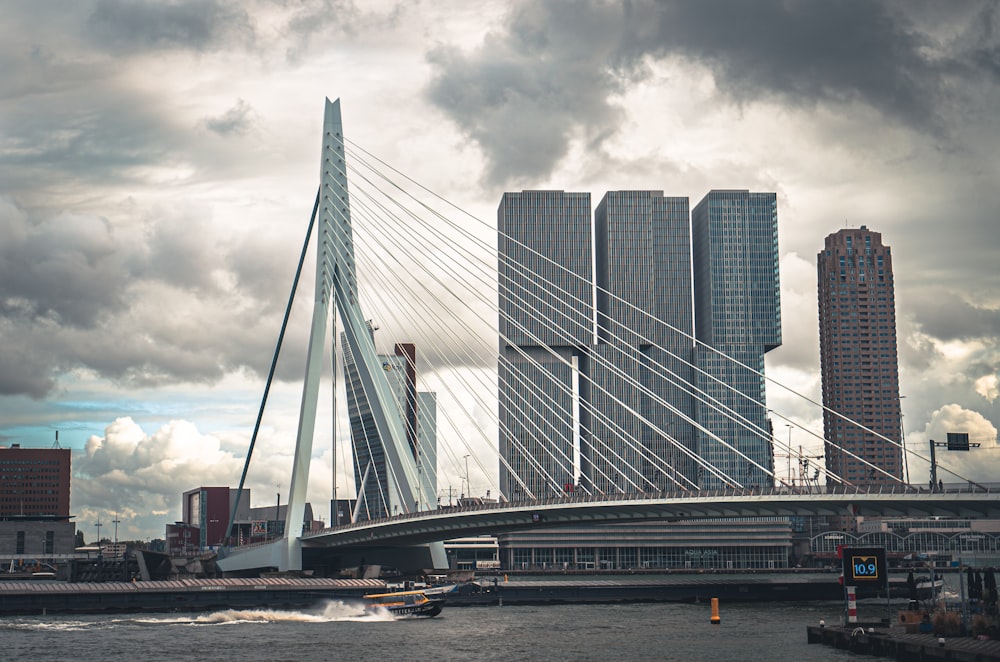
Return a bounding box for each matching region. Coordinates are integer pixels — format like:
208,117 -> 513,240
817,226 -> 902,485
691,191 -> 780,489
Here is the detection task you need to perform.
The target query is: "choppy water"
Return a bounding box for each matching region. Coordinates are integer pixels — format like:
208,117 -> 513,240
1,600 -> 889,661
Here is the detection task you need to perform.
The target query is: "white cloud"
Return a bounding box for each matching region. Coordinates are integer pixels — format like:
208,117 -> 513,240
975,374 -> 999,403
74,416 -> 340,541
905,404 -> 999,486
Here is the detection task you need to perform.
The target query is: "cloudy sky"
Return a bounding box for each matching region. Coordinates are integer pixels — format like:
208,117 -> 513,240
1,0 -> 998,542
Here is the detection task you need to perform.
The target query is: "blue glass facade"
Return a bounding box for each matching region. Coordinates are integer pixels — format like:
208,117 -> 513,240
342,333 -> 436,518
692,190 -> 780,489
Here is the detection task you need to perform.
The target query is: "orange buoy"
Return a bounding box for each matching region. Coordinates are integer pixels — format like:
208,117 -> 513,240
710,597 -> 721,624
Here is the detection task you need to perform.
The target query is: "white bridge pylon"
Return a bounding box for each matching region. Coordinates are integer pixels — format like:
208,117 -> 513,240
219,98 -> 444,573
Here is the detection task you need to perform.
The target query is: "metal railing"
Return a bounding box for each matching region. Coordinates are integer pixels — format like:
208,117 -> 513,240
299,481 -> 998,539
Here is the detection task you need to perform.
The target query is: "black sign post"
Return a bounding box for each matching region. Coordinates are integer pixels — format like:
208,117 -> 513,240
842,547 -> 888,588
841,546 -> 889,626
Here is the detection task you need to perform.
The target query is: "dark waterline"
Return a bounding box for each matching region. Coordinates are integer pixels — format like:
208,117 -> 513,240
1,600 -> 891,661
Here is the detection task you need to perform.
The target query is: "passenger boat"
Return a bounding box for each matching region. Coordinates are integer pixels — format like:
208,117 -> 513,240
363,589 -> 445,618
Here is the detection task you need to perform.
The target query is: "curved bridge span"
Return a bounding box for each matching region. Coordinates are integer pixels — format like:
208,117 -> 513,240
299,487 -> 1000,549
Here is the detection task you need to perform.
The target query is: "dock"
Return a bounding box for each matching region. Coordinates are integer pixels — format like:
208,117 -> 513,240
808,625 -> 1000,661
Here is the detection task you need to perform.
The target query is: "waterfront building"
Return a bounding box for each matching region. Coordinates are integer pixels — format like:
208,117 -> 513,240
166,494 -> 323,556
342,334 -> 437,519
817,226 -> 902,485
810,518 -> 1000,568
0,443 -> 75,557
498,189 -> 781,495
590,191 -> 695,492
691,190 -> 781,489
498,191 -> 593,501
443,535 -> 501,571
0,443 -> 71,518
247,503 -> 323,536
498,519 -> 792,571
179,487 -> 249,550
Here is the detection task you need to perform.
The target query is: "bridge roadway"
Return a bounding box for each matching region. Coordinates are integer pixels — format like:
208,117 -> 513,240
299,485 -> 1000,549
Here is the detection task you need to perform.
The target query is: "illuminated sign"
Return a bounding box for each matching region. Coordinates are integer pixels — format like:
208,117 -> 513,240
841,546 -> 887,588
851,555 -> 879,579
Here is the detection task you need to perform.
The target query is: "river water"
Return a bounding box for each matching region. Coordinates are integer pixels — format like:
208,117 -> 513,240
1,599 -> 891,661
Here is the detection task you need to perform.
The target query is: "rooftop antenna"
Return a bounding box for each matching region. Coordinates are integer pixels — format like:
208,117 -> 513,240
52,431 -> 61,449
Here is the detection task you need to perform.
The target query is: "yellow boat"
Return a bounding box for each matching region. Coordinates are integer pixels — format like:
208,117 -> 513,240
363,589 -> 444,618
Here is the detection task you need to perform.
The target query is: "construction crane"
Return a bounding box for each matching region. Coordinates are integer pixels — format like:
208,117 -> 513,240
773,445 -> 824,488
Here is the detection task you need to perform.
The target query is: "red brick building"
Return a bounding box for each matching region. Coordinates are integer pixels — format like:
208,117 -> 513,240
0,444 -> 71,518
817,226 -> 903,486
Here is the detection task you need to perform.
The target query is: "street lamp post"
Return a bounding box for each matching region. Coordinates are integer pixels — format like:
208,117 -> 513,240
463,454 -> 471,501
900,395 -> 909,484
112,512 -> 120,560
786,425 -> 792,486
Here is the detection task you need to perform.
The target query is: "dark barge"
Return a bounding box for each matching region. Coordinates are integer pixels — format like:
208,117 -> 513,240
0,577 -> 382,615
1,574 -> 852,615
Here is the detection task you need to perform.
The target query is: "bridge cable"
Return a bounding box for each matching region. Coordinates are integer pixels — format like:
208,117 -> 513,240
223,187 -> 321,550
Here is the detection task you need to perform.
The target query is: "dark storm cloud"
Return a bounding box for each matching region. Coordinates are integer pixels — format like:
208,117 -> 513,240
0,331 -> 56,398
426,0 -> 998,185
906,288 -> 1000,343
426,2 -> 627,185
203,99 -> 257,136
0,91 -> 183,210
85,0 -> 254,54
0,195 -> 304,398
0,202 -> 134,328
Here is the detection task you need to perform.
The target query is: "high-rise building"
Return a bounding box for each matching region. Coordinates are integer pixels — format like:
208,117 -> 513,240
691,190 -> 781,489
498,191 -> 593,501
342,334 -> 437,519
590,191 -> 695,492
498,188 -> 781,497
817,226 -> 902,485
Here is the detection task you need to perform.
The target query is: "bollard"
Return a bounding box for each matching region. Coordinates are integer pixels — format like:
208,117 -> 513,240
710,597 -> 721,624
846,586 -> 857,623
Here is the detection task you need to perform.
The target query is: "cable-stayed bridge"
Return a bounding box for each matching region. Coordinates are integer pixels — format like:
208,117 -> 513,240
302,487 -> 1000,550
217,99 -> 1000,574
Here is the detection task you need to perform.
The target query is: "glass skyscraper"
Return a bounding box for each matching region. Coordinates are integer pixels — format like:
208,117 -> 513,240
342,334 -> 437,519
817,226 -> 902,485
691,190 -> 781,489
498,188 -> 781,497
590,191 -> 695,493
498,191 -> 593,501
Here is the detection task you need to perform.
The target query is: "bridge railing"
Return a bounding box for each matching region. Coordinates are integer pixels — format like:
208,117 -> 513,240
302,481 -> 996,538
